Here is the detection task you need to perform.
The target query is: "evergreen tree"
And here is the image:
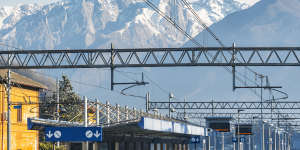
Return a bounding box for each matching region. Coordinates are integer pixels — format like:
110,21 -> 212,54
40,75 -> 83,122
58,75 -> 82,121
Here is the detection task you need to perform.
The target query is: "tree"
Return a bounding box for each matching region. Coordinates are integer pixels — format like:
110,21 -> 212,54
40,75 -> 83,121
58,75 -> 83,121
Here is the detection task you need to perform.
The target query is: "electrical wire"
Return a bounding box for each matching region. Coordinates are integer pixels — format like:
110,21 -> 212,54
144,0 -> 288,101
180,0 -> 289,102
144,0 -> 203,47
29,69 -> 150,102
120,84 -> 146,99
0,42 -> 20,50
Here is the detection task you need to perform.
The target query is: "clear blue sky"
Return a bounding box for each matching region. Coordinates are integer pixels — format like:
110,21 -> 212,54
0,0 -> 59,6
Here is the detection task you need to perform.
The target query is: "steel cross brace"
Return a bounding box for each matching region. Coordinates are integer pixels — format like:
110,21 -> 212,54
175,112 -> 300,120
149,101 -> 300,110
1,47 -> 300,69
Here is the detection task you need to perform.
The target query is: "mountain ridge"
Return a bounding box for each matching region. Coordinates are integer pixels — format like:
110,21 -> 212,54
185,0 -> 300,47
0,0 -> 259,49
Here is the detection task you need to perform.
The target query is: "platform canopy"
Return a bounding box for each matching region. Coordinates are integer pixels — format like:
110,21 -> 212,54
103,117 -> 206,143
28,117 -> 206,143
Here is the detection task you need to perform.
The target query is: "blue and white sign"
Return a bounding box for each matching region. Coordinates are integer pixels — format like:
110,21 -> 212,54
232,137 -> 246,143
240,137 -> 245,143
190,136 -> 201,143
232,137 -> 238,143
45,127 -> 102,142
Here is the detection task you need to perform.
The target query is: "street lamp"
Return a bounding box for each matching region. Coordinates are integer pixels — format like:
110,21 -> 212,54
237,109 -> 244,150
169,92 -> 174,118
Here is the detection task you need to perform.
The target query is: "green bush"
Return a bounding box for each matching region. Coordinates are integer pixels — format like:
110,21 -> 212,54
39,142 -> 66,150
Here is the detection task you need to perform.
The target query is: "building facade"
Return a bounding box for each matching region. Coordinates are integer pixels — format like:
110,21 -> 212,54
0,70 -> 45,150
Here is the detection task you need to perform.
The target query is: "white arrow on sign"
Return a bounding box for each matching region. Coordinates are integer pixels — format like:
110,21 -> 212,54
94,130 -> 101,138
46,131 -> 53,138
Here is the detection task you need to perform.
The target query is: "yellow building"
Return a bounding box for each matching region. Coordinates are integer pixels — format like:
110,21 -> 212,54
0,70 -> 46,150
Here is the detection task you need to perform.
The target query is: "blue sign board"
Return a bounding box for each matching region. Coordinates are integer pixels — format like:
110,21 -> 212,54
13,105 -> 21,109
190,136 -> 201,143
45,127 -> 102,142
240,137 -> 245,143
232,137 -> 246,143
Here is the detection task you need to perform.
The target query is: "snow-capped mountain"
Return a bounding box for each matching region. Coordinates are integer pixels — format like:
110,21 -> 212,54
0,0 -> 259,49
185,0 -> 300,47
0,6 -> 13,28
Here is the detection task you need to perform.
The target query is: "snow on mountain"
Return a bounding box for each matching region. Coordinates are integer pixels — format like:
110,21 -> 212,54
0,6 -> 13,28
0,0 -> 259,49
0,4 -> 40,30
185,0 -> 300,47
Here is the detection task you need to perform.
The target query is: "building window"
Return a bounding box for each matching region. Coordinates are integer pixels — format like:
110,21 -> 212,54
17,107 -> 22,122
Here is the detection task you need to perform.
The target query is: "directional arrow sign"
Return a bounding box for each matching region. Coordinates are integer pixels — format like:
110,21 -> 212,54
46,131 -> 53,138
45,127 -> 102,142
190,136 -> 201,143
232,137 -> 238,143
240,137 -> 245,143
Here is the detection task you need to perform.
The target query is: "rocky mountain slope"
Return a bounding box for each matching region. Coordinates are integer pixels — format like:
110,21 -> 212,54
185,0 -> 300,47
0,0 -> 259,49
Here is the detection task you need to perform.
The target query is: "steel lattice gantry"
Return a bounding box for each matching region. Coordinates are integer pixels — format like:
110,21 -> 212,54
2,47 -> 300,129
148,101 -> 300,128
175,112 -> 300,120
148,101 -> 300,110
1,47 -> 300,69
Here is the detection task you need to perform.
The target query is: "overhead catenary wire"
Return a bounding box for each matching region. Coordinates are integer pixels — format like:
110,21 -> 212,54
179,0 -> 289,101
28,69 -> 150,102
115,69 -> 181,101
144,0 -> 287,101
144,0 -> 203,47
144,0 -> 254,97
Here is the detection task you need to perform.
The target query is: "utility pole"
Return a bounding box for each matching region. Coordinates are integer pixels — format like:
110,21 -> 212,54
232,42 -> 236,91
7,69 -> 11,150
93,99 -> 100,150
168,92 -> 173,118
203,138 -> 206,150
274,128 -> 277,150
269,125 -> 272,150
208,130 -> 211,150
222,132 -> 225,150
214,131 -> 217,150
238,109 -> 244,150
184,98 -> 187,121
278,131 -> 281,150
248,135 -> 251,150
234,127 -> 236,150
259,75 -> 265,150
56,79 -> 60,148
110,43 -> 114,91
82,96 -> 89,150
146,92 -> 150,113
260,74 -> 263,120
238,111 -> 240,150
96,99 -> 100,126
251,116 -> 258,150
263,122 -> 265,150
